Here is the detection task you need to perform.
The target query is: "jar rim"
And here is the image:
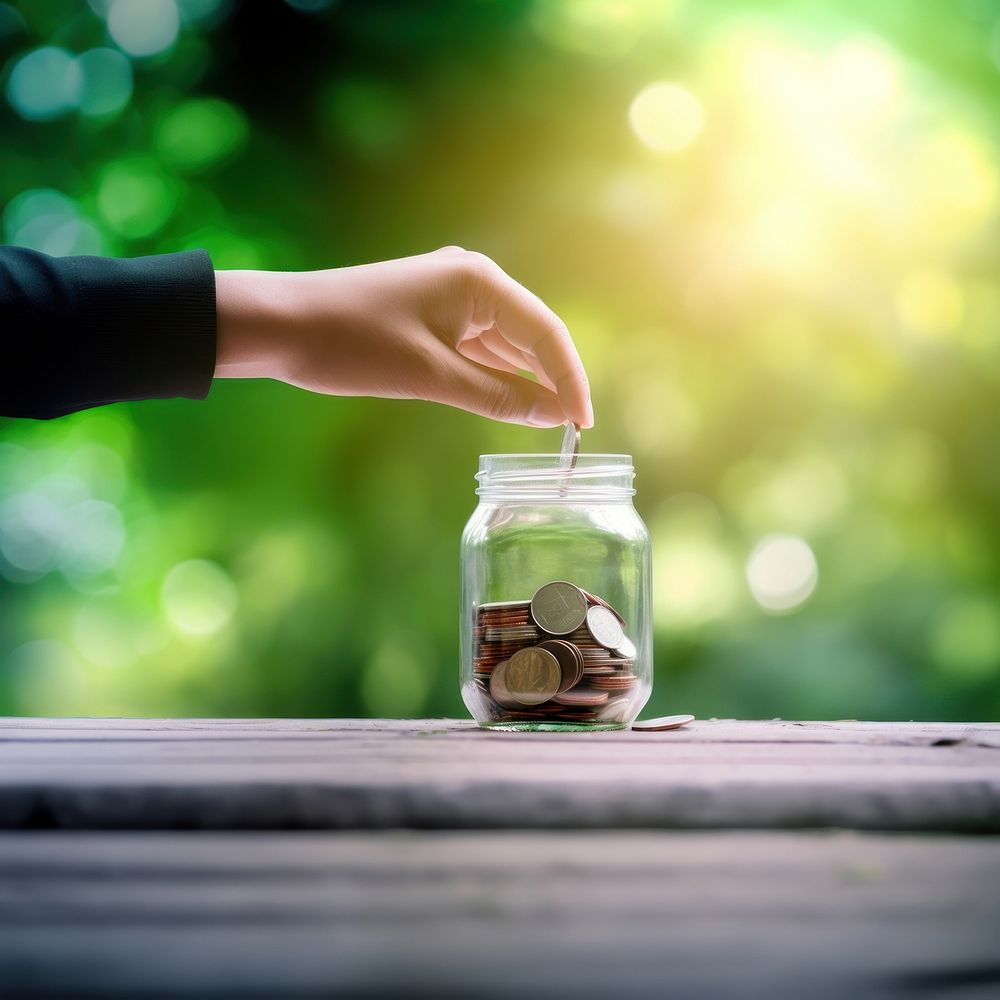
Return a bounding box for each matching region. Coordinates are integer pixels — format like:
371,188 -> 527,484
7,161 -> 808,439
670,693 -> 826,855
479,453 -> 632,462
475,453 -> 636,500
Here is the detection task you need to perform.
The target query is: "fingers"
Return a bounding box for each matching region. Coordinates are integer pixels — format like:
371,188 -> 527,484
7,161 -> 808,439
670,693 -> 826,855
478,325 -> 557,392
457,336 -> 522,375
471,258 -> 593,428
435,350 -> 567,428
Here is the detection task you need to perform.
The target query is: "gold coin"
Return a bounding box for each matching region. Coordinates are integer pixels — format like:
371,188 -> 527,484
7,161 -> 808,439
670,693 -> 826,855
504,647 -> 561,705
530,581 -> 588,635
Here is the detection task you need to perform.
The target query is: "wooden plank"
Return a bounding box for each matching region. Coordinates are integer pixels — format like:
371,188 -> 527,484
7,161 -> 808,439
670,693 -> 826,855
0,831 -> 997,998
3,717 -> 999,745
0,718 -> 998,832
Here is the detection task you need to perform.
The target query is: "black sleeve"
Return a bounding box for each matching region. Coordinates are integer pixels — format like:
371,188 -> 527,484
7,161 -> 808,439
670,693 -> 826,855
0,247 -> 217,420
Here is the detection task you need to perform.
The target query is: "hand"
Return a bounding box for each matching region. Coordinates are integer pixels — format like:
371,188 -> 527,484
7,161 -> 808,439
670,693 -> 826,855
213,247 -> 593,428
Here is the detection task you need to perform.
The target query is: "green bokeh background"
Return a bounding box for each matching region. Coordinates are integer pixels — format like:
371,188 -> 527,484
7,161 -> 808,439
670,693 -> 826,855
1,0 -> 998,720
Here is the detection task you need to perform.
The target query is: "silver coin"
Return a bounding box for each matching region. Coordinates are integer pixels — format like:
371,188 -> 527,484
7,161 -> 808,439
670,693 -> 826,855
479,600 -> 532,611
613,636 -> 637,659
560,422 -> 581,465
531,581 -> 588,635
595,696 -> 633,723
631,714 -> 695,732
585,605 -> 625,649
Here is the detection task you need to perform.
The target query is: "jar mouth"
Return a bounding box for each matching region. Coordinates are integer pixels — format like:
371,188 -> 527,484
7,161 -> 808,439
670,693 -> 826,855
479,454 -> 632,461
476,454 -> 635,501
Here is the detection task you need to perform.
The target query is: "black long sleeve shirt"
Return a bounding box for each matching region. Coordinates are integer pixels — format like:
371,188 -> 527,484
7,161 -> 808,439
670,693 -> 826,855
0,247 -> 216,419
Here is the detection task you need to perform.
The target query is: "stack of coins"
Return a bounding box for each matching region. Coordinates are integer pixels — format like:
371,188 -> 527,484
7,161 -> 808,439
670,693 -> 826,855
472,580 -> 641,725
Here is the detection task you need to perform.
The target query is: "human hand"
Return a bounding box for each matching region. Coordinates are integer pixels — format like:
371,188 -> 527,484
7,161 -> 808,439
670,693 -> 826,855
214,247 -> 593,428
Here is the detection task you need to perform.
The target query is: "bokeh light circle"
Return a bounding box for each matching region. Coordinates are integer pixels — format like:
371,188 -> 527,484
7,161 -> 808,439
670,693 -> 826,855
6,47 -> 81,120
628,81 -> 704,153
107,0 -> 180,58
60,500 -> 126,575
155,98 -> 248,171
161,559 -> 238,636
77,48 -> 133,117
746,534 -> 818,612
96,159 -> 180,239
2,188 -> 104,256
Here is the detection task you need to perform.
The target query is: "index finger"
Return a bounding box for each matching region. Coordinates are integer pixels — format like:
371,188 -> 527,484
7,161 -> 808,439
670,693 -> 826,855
483,266 -> 594,429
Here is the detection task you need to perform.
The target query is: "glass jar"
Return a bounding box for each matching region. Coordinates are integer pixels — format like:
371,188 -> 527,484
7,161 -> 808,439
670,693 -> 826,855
460,453 -> 652,731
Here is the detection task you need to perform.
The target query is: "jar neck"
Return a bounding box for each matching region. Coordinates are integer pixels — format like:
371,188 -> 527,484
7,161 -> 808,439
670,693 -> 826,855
475,454 -> 636,503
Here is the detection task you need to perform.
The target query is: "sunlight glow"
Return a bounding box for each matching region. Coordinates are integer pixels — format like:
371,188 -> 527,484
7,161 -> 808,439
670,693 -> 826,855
897,269 -> 964,338
161,560 -> 237,636
746,534 -> 818,612
629,82 -> 704,153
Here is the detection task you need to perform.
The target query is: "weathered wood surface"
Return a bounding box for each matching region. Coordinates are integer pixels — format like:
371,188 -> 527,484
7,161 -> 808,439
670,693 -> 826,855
1,830 -> 998,999
2,718 -> 999,831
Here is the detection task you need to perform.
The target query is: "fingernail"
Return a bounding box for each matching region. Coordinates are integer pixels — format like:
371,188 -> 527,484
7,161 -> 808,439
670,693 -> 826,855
526,397 -> 566,428
584,398 -> 595,429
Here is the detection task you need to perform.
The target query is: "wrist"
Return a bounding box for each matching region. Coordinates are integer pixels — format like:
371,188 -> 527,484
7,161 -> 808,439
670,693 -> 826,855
214,270 -> 295,379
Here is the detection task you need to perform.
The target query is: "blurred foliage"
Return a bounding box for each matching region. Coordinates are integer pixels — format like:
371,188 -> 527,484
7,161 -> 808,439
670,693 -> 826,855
1,0 -> 999,721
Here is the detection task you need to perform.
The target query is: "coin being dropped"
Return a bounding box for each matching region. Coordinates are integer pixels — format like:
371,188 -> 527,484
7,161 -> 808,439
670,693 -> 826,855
560,421 -> 581,464
631,714 -> 695,732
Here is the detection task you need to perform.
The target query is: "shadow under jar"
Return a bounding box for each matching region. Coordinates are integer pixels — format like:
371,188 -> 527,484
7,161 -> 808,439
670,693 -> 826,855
461,454 -> 652,732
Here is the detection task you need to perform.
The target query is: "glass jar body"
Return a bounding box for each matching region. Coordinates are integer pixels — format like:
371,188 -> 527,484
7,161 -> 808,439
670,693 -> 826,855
460,456 -> 652,731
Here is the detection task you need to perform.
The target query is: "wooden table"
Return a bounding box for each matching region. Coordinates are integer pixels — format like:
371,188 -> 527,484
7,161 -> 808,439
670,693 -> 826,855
2,718 -> 999,997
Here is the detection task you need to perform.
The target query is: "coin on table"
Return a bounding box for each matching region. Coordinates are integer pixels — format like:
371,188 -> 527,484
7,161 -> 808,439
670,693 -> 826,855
585,605 -> 625,650
631,714 -> 695,731
531,581 -> 588,635
504,646 -> 561,705
560,421 -> 581,465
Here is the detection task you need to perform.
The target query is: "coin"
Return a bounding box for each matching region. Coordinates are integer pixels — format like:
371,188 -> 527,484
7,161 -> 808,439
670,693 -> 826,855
531,581 -> 588,635
537,639 -> 584,693
503,647 -> 561,705
612,636 -> 637,659
589,673 -> 638,691
484,629 -> 541,643
582,589 -> 627,626
631,714 -> 695,731
488,660 -> 523,709
595,697 -> 632,723
585,605 -> 625,650
552,689 -> 609,707
560,422 -> 581,466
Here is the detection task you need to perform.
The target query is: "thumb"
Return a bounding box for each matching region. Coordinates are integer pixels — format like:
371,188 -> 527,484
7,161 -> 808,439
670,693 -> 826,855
435,352 -> 568,427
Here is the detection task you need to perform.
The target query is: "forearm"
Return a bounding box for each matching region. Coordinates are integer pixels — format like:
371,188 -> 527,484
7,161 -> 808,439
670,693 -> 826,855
1,247 -> 216,420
